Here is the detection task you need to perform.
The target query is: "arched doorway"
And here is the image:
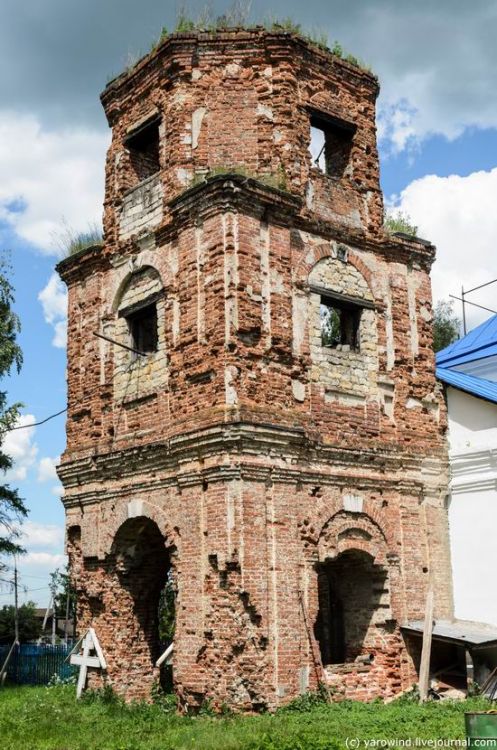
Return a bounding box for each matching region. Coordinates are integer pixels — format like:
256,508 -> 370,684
314,549 -> 388,666
111,517 -> 175,693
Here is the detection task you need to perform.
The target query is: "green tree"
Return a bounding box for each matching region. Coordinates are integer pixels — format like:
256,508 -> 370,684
0,601 -> 40,643
320,303 -> 341,347
49,566 -> 76,623
158,569 -> 176,644
433,299 -> 461,352
0,258 -> 27,566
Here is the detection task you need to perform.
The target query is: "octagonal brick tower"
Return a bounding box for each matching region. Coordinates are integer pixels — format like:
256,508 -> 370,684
57,28 -> 452,710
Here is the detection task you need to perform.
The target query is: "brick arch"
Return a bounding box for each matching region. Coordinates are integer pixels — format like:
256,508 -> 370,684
304,494 -> 395,551
101,498 -> 178,559
317,510 -> 388,565
294,242 -> 375,295
111,262 -> 163,314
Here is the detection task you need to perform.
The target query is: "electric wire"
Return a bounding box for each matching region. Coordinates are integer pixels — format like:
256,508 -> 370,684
3,408 -> 67,433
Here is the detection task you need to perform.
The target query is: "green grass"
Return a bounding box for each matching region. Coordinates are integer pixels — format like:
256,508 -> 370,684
0,685 -> 491,750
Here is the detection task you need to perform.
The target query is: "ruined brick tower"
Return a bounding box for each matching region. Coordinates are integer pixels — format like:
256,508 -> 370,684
57,29 -> 452,710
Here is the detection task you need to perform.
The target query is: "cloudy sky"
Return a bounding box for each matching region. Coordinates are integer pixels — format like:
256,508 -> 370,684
1,0 -> 497,607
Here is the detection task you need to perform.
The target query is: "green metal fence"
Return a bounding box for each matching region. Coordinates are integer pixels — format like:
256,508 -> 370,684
0,643 -> 75,685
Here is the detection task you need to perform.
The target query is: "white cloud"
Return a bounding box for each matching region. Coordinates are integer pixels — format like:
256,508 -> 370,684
51,485 -> 64,498
38,273 -> 67,348
391,167 -> 497,330
0,110 -> 108,254
23,551 -> 66,568
38,456 -> 60,483
21,521 -> 64,549
9,522 -> 67,607
2,414 -> 38,481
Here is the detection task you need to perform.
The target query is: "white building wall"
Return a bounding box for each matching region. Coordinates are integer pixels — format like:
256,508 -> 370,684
447,386 -> 497,625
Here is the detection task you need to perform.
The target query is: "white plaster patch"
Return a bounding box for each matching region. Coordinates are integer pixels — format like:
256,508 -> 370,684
292,292 -> 307,355
420,305 -> 432,322
257,104 -> 273,121
192,107 -> 207,150
306,182 -> 314,210
225,366 -> 239,406
127,499 -> 144,518
176,168 -> 191,186
406,397 -> 423,409
343,494 -> 364,513
292,379 -> 306,402
224,63 -> 241,78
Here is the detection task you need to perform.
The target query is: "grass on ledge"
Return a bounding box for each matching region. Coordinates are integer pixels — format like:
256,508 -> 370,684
110,3 -> 373,81
52,221 -> 103,258
0,684 -> 491,750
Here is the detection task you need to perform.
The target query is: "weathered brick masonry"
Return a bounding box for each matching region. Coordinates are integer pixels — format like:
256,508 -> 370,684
57,29 -> 452,710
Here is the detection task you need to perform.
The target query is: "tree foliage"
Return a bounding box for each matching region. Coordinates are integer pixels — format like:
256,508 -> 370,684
49,567 -> 76,621
433,299 -> 461,352
0,601 -> 40,643
0,258 -> 27,563
158,569 -> 176,644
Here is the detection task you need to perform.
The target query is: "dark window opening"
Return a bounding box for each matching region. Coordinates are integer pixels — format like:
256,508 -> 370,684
126,303 -> 158,355
309,113 -> 354,179
320,297 -> 361,349
125,117 -> 160,182
314,550 -> 388,666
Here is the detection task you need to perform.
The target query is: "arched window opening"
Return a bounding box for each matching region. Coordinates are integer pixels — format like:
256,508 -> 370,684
116,268 -> 163,359
314,550 -> 388,666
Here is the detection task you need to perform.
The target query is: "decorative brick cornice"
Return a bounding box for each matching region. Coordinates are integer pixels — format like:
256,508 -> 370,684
58,420 -> 444,501
56,244 -> 108,284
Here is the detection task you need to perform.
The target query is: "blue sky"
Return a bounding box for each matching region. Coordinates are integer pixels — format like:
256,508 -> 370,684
1,0 -> 497,607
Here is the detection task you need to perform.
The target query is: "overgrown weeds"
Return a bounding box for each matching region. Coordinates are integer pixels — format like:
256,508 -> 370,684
120,3 -> 373,82
384,210 -> 418,237
52,220 -> 103,257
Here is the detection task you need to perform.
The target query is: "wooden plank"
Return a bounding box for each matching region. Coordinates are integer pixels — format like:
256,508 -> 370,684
70,654 -> 101,668
156,643 -> 174,668
76,634 -> 90,699
0,641 -> 16,686
419,588 -> 434,702
64,633 -> 84,663
89,628 -> 107,670
308,283 -> 376,310
465,648 -> 474,691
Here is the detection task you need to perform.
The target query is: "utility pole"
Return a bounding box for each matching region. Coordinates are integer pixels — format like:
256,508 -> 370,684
13,557 -> 19,645
64,590 -> 70,645
461,286 -> 467,336
49,576 -> 58,645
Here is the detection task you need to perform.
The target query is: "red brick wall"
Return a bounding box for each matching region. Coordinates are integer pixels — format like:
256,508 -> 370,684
57,29 -> 451,711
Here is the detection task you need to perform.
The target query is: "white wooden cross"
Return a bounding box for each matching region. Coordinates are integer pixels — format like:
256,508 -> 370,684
68,628 -> 107,698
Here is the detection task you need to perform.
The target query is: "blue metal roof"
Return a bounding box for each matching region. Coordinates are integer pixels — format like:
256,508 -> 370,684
436,314 -> 497,403
436,313 -> 497,367
436,367 -> 497,404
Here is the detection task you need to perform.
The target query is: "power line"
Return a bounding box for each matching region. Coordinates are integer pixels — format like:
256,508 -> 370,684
3,408 -> 67,433
0,585 -> 49,597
